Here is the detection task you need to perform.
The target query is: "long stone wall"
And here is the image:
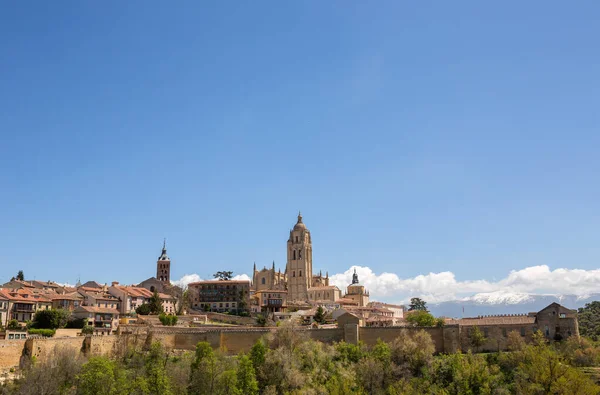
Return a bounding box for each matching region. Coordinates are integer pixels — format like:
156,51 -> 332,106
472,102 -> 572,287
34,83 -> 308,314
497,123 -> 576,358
0,340 -> 26,372
2,321 -> 547,373
358,326 -> 460,353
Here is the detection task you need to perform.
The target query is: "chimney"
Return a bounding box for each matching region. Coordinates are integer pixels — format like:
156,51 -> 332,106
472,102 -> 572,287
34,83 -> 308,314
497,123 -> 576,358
112,281 -> 119,287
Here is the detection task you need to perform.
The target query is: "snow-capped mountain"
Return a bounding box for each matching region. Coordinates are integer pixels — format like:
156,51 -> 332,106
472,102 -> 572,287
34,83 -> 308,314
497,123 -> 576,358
428,292 -> 600,318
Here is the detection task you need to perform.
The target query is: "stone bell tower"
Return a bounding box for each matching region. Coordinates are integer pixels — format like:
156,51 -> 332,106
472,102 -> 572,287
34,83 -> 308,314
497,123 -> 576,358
286,212 -> 313,302
156,239 -> 171,283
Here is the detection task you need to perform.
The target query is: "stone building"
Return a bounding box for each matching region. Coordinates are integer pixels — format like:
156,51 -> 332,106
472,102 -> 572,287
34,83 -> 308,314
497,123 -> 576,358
108,282 -> 177,315
343,269 -> 370,307
138,240 -> 173,293
252,261 -> 286,292
188,280 -> 251,313
156,239 -> 171,284
446,302 -> 579,352
250,213 -> 342,306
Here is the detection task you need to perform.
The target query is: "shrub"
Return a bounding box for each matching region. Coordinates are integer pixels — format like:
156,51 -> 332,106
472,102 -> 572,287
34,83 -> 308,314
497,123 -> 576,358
159,313 -> 178,326
65,317 -> 87,329
32,309 -> 70,329
7,319 -> 21,330
405,310 -> 437,327
136,303 -> 151,315
28,328 -> 56,337
81,324 -> 94,335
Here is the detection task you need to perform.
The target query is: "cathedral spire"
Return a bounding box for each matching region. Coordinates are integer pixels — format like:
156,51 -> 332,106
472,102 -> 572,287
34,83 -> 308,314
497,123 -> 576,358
297,211 -> 302,223
253,261 -> 256,272
352,268 -> 359,284
158,239 -> 169,261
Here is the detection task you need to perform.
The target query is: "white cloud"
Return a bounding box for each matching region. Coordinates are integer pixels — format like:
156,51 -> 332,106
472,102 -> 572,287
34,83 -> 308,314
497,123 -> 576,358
329,265 -> 600,304
173,265 -> 600,304
171,273 -> 203,288
172,273 -> 252,288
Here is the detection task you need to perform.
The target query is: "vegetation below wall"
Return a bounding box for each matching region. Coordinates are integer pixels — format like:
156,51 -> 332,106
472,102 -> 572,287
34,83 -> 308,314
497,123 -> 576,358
579,301 -> 600,341
26,328 -> 55,337
2,323 -> 600,394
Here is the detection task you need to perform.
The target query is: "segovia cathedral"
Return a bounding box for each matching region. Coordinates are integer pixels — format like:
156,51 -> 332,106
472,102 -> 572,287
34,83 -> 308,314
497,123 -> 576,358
251,213 -> 369,309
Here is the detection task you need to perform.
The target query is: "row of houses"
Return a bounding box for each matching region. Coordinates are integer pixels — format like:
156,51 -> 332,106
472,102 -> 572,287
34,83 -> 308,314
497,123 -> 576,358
0,279 -> 176,334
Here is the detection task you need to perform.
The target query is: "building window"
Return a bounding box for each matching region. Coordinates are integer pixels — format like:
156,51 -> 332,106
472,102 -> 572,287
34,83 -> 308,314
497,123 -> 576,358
225,303 -> 229,308
296,236 -> 298,243
483,328 -> 489,337
544,325 -> 549,337
299,270 -> 302,277
293,251 -> 296,260
520,327 -> 525,337
298,250 -> 302,258
559,313 -> 566,318
293,271 -> 296,277
261,278 -> 266,285
502,328 -> 507,337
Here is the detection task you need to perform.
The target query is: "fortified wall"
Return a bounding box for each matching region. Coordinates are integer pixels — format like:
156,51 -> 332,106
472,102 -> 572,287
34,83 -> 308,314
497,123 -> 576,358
0,321 -> 544,372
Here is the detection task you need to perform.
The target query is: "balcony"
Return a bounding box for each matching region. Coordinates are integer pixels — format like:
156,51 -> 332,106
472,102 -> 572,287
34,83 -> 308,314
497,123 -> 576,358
12,305 -> 34,313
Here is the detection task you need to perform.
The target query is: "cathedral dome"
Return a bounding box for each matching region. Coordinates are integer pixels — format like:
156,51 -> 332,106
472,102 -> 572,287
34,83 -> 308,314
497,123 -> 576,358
293,212 -> 306,230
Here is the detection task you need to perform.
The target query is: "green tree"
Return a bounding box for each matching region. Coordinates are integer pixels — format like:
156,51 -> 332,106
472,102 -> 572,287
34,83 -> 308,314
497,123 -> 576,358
255,314 -> 267,327
148,290 -> 164,315
136,303 -> 151,315
16,270 -> 25,281
213,271 -> 234,281
76,357 -> 126,395
250,339 -> 268,391
469,326 -> 486,352
237,289 -> 248,313
7,319 -> 20,330
32,309 -> 71,329
236,354 -> 259,395
313,306 -> 326,324
578,301 -> 600,341
408,297 -> 428,311
189,341 -> 218,395
145,342 -> 173,395
81,324 -> 94,335
405,310 -> 437,327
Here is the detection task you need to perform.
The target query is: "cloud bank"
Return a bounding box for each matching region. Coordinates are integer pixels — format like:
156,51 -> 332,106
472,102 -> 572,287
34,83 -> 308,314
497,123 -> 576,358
172,273 -> 251,288
173,265 -> 600,304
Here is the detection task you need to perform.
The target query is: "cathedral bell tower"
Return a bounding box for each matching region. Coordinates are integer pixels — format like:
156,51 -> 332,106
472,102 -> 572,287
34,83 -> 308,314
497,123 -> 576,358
156,239 -> 171,283
286,212 -> 313,302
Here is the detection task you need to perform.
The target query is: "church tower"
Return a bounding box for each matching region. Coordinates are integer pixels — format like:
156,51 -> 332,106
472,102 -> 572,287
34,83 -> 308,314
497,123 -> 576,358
156,239 -> 171,283
286,212 -> 313,302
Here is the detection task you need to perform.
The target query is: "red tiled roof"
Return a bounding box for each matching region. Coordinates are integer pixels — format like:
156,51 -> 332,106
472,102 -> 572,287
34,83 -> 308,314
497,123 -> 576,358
49,292 -> 83,301
0,288 -> 51,303
113,285 -> 175,300
74,306 -> 119,314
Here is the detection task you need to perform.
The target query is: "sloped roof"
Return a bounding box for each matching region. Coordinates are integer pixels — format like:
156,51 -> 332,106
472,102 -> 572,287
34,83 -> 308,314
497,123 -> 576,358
74,306 -> 119,314
49,292 -> 83,301
0,288 -> 51,303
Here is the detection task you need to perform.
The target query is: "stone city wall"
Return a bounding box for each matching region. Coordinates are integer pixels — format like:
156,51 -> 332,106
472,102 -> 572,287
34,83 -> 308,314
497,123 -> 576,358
0,340 -> 26,372
458,324 -> 536,353
359,326 -> 457,353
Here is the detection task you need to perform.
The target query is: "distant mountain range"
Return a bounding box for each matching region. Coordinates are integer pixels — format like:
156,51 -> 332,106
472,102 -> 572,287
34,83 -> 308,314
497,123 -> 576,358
428,292 -> 599,318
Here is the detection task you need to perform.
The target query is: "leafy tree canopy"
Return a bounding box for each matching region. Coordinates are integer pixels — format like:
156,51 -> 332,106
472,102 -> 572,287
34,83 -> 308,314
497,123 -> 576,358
213,271 -> 234,281
148,290 -> 164,315
314,306 -> 326,324
578,301 -> 600,341
32,309 -> 71,329
405,310 -> 437,327
408,297 -> 428,311
16,270 -> 25,281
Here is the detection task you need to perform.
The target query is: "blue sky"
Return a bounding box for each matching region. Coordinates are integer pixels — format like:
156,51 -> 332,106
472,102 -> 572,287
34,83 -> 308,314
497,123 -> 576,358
1,2 -> 599,300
